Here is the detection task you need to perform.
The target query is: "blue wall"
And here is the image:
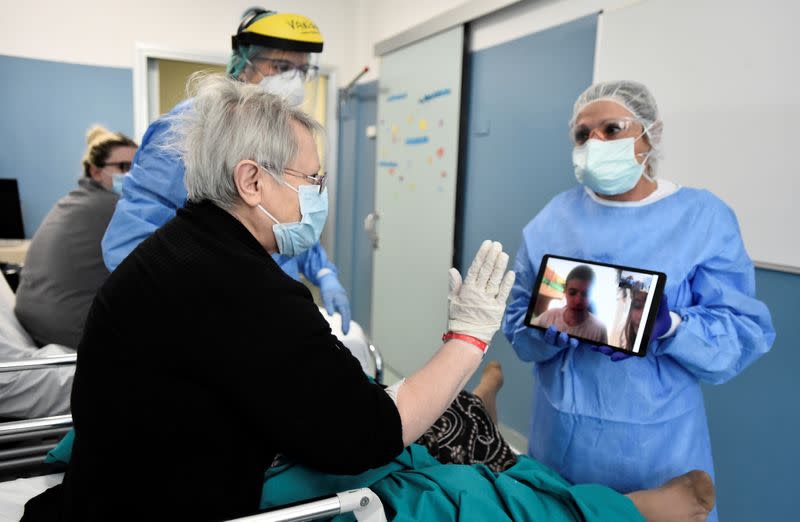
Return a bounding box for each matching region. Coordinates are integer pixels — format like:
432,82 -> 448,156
458,15 -> 598,439
0,55 -> 133,237
702,268 -> 799,521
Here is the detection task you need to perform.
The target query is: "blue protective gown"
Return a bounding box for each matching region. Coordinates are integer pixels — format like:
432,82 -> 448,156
101,100 -> 337,284
502,185 -> 775,522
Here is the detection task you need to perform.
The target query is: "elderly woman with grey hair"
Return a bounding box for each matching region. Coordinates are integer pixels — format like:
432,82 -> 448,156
21,74 -> 514,521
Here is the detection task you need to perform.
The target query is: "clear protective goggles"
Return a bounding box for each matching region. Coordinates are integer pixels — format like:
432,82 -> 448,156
246,54 -> 320,82
570,117 -> 644,146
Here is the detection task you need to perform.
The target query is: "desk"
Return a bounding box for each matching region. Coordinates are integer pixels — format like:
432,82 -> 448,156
0,240 -> 30,265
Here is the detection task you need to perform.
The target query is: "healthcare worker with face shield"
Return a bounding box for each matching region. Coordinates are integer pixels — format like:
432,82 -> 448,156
502,80 -> 775,522
101,7 -> 352,332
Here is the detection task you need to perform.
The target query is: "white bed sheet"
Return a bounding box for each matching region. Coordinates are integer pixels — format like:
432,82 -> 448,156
0,473 -> 63,522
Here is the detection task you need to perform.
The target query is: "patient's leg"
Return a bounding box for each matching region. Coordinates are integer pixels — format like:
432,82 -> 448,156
626,470 -> 715,522
471,361 -> 504,424
415,361 -> 516,472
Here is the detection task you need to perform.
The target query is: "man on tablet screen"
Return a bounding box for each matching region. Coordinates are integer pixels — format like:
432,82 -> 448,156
533,265 -> 608,344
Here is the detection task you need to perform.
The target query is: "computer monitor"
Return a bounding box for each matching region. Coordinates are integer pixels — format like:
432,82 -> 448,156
0,179 -> 25,239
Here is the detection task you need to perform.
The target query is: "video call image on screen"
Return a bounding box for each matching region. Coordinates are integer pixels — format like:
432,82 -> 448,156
528,257 -> 659,353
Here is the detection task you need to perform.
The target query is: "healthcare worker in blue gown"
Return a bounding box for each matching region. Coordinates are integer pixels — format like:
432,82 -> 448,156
101,8 -> 351,333
502,80 -> 775,522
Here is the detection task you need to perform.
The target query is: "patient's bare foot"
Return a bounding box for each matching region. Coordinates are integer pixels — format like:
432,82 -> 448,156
627,470 -> 715,522
472,361 -> 504,423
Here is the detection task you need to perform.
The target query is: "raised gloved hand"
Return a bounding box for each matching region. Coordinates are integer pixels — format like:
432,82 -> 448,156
319,274 -> 351,335
590,294 -> 672,362
447,240 -> 516,343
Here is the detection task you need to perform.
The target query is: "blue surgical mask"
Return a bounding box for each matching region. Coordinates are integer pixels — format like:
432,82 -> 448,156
258,184 -> 328,257
111,173 -> 127,196
572,138 -> 649,196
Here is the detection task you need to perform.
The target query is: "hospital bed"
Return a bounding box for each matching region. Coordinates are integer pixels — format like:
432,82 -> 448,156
0,318 -> 387,521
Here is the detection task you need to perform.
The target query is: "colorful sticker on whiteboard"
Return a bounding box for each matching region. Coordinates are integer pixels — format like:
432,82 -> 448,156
436,147 -> 445,158
419,88 -> 451,104
406,136 -> 429,145
418,119 -> 428,131
387,93 -> 407,102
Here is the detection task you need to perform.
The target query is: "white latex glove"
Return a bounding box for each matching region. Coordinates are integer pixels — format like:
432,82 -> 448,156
447,240 -> 516,342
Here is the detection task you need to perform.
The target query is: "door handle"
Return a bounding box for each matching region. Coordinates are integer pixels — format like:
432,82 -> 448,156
364,212 -> 379,250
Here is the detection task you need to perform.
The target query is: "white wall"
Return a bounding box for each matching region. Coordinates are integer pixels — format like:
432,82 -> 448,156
0,0 -> 363,84
471,0 -> 638,51
0,0 -> 475,87
596,0 -> 800,270
356,0 -> 643,80
0,0 -> 640,86
353,0 -> 471,82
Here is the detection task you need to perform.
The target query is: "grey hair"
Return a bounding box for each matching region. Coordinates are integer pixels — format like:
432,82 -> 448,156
163,72 -> 323,209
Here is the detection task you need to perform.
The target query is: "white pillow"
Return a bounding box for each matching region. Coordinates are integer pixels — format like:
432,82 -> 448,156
0,274 -> 35,349
317,307 -> 373,378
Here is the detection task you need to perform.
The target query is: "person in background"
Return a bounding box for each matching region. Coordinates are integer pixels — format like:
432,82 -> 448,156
619,289 -> 647,350
502,80 -> 775,522
101,7 -> 351,332
15,126 -> 137,349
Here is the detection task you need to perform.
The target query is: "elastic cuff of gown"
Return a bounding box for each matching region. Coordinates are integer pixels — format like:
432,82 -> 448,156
659,311 -> 683,338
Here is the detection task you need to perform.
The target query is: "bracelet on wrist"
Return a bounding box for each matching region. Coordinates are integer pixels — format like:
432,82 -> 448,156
442,332 -> 488,354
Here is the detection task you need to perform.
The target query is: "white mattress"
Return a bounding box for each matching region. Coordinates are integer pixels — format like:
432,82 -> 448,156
0,473 -> 63,521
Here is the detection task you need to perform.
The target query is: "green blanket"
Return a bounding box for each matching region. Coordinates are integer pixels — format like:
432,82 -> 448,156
47,431 -> 643,521
262,444 -> 644,521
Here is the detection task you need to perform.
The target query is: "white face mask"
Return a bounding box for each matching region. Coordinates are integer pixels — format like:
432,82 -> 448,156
258,71 -> 305,107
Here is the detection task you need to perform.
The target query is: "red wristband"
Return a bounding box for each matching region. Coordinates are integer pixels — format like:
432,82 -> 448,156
442,332 -> 489,353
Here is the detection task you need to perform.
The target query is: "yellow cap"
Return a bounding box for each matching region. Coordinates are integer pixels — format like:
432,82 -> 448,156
233,12 -> 323,53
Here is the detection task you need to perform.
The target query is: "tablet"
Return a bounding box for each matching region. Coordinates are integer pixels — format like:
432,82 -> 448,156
524,254 -> 666,356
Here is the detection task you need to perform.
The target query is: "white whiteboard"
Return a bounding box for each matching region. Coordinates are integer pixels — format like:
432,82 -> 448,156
371,26 -> 464,377
596,0 -> 800,272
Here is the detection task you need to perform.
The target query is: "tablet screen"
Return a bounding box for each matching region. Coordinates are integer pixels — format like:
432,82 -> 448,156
524,255 -> 666,356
